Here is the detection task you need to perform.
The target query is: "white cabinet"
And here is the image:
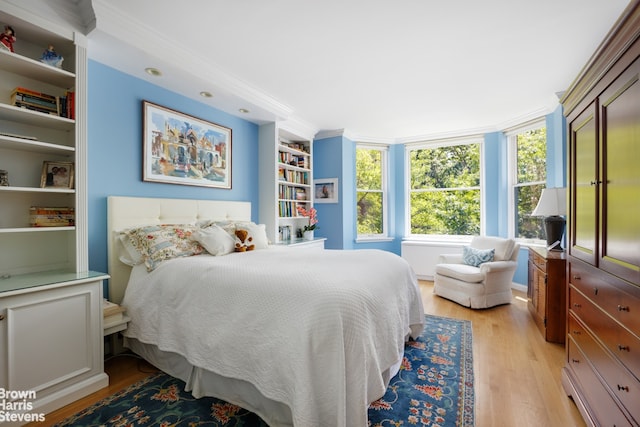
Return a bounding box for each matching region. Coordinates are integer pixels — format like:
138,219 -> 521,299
0,272 -> 109,423
259,123 -> 316,244
0,5 -> 107,423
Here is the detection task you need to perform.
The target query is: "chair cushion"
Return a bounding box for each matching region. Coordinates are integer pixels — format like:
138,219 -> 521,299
471,236 -> 515,261
462,246 -> 495,267
435,263 -> 485,283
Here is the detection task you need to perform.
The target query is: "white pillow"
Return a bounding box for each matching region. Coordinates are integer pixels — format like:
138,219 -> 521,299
235,222 -> 269,250
192,225 -> 236,256
117,232 -> 144,266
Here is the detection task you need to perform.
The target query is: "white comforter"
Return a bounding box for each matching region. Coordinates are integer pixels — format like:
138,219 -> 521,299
122,247 -> 425,427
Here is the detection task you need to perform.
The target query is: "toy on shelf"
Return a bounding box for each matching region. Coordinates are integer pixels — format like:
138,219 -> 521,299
0,25 -> 16,52
40,44 -> 64,68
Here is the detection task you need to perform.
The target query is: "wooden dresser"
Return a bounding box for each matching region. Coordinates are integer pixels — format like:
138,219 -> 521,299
527,247 -> 566,343
560,1 -> 640,425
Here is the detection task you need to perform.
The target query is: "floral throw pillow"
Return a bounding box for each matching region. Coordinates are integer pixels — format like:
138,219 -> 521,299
462,246 -> 495,267
121,224 -> 204,271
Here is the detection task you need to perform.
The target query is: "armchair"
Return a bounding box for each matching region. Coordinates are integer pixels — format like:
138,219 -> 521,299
433,236 -> 520,309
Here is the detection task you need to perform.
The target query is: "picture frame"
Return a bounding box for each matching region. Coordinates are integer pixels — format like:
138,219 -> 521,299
314,178 -> 338,203
40,161 -> 74,189
142,101 -> 232,189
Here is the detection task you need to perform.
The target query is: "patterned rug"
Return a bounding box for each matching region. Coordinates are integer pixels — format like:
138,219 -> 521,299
55,315 -> 473,426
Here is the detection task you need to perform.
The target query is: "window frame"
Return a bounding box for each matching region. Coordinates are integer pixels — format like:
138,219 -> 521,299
405,136 -> 484,241
355,143 -> 390,240
506,119 -> 547,245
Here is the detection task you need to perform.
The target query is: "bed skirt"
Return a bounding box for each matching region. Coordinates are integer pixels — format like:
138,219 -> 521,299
124,337 -> 403,427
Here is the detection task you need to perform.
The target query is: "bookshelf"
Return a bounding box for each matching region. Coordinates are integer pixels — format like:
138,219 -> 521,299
0,4 -> 108,417
259,122 -> 320,245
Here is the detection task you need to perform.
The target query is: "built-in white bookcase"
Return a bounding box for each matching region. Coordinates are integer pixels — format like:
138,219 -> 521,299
259,122 -> 317,244
0,5 -> 108,419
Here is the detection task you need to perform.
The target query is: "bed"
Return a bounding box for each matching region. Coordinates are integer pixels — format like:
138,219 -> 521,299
107,196 -> 425,427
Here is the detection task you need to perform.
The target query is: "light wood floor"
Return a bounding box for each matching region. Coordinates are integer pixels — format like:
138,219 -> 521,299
33,281 -> 586,427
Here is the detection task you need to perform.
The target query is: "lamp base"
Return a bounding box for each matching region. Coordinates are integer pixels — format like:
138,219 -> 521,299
544,215 -> 566,251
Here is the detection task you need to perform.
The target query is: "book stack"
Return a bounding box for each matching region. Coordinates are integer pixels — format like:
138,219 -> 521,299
103,299 -> 126,327
10,87 -> 75,119
29,206 -> 75,227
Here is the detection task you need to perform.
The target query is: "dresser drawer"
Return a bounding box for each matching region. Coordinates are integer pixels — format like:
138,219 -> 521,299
568,310 -> 640,424
569,285 -> 640,381
567,336 -> 634,427
529,249 -> 547,270
569,261 -> 640,334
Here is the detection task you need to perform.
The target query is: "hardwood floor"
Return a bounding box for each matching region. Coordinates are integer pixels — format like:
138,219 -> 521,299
34,281 -> 586,427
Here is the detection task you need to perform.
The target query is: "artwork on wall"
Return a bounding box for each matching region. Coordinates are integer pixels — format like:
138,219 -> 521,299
314,178 -> 338,203
142,101 -> 232,189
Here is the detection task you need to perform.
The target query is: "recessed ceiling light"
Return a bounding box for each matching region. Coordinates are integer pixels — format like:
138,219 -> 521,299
200,91 -> 213,98
239,108 -> 250,114
145,67 -> 162,77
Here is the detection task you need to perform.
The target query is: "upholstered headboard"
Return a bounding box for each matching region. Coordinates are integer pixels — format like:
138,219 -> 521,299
107,196 -> 252,304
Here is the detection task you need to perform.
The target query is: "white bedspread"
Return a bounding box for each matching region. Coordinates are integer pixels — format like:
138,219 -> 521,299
122,247 -> 425,427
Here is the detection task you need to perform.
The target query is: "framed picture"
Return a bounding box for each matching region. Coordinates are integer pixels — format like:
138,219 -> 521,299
40,161 -> 74,189
314,178 -> 338,203
142,101 -> 232,189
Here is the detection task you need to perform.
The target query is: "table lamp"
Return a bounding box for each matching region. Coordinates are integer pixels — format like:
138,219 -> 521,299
532,187 -> 567,251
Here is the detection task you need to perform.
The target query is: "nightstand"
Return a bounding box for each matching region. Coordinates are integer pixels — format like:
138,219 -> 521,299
527,246 -> 566,343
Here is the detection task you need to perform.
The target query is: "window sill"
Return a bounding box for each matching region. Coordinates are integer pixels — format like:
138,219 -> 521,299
355,236 -> 394,243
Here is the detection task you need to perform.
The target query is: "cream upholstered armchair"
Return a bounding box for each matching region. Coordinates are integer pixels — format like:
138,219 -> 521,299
433,236 -> 520,309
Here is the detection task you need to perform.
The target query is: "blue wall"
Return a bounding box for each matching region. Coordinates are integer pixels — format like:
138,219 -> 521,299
87,60 -> 566,293
87,61 -> 259,289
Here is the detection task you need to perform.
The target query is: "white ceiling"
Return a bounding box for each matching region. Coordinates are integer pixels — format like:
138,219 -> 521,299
86,0 -> 632,142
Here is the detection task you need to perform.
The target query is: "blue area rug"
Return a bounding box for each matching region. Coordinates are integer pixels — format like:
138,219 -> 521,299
55,315 -> 473,426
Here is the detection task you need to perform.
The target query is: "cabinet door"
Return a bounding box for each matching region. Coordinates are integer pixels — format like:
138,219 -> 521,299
0,281 -> 103,399
569,103 -> 598,266
599,58 -> 640,285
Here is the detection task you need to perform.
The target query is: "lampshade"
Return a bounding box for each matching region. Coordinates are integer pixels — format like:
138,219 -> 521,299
532,187 -> 567,251
532,187 -> 567,216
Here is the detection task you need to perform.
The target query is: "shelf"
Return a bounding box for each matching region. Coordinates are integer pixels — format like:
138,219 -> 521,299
0,134 -> 74,154
0,185 -> 74,193
0,103 -> 74,130
0,48 -> 75,88
279,143 -> 310,156
0,226 -> 74,233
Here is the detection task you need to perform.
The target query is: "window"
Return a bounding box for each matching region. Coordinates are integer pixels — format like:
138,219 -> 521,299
508,124 -> 546,241
407,139 -> 482,236
356,144 -> 388,237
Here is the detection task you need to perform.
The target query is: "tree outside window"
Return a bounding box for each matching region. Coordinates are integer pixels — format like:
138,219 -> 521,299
356,145 -> 387,236
408,141 -> 481,236
512,127 -> 547,240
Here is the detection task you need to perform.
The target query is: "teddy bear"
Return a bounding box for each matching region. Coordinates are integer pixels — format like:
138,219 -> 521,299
234,229 -> 255,252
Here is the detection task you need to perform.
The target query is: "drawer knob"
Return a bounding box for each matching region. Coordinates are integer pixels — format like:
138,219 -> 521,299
572,275 -> 581,280
617,384 -> 629,392
593,287 -> 598,295
571,358 -> 580,364
573,303 -> 582,308
618,344 -> 630,352
572,330 -> 581,335
617,305 -> 630,312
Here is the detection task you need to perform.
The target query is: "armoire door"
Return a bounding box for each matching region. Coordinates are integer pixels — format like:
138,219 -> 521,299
598,57 -> 640,285
569,103 -> 598,266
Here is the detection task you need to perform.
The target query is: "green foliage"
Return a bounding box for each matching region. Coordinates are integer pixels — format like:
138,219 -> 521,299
515,128 -> 547,239
409,144 -> 480,235
356,148 -> 384,235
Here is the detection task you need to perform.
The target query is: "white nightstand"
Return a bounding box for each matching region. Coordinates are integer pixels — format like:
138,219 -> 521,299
103,315 -> 131,336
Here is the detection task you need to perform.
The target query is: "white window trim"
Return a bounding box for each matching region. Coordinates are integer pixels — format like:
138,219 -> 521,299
356,143 -> 389,238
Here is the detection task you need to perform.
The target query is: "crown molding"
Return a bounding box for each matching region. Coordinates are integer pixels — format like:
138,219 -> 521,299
90,0 -> 293,120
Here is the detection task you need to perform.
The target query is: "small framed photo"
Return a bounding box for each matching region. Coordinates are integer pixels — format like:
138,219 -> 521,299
41,161 -> 74,189
314,178 -> 338,203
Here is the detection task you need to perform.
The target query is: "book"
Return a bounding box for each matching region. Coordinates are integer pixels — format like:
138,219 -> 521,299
13,86 -> 57,101
103,299 -> 126,325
